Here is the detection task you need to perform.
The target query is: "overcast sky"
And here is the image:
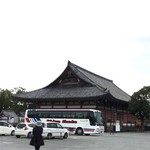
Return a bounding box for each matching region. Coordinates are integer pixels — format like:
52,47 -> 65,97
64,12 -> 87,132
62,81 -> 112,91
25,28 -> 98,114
0,0 -> 150,95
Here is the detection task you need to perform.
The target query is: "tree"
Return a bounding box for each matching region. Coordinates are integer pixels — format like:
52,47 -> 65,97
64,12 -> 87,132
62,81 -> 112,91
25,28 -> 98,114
129,86 -> 150,131
0,87 -> 27,114
0,89 -> 13,111
11,87 -> 27,114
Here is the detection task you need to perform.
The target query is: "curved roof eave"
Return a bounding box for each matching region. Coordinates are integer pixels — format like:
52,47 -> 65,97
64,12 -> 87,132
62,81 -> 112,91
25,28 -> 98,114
13,86 -> 107,100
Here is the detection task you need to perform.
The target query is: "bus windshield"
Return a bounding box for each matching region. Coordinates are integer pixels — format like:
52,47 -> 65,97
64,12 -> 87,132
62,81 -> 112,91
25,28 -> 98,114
95,111 -> 103,125
87,111 -> 103,126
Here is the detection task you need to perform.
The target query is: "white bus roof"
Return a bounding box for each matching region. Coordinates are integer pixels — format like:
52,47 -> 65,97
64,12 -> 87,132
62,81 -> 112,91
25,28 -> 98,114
26,109 -> 100,112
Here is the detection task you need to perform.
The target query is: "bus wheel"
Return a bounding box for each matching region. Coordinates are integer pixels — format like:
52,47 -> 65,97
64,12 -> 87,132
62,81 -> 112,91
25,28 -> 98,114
76,128 -> 83,135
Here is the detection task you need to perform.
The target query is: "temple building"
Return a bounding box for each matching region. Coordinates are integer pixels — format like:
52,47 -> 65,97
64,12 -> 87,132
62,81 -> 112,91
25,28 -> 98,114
13,61 -> 136,131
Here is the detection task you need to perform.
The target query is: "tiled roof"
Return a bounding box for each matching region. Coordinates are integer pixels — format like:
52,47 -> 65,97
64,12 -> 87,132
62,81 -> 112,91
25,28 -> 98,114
68,61 -> 130,101
13,61 -> 130,102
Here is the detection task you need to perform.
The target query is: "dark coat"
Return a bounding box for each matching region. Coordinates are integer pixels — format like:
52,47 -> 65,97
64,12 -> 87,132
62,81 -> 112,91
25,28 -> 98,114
30,126 -> 44,146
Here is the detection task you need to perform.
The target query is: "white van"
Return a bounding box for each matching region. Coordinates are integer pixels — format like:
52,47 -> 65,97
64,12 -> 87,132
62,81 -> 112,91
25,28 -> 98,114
0,121 -> 15,136
42,122 -> 69,139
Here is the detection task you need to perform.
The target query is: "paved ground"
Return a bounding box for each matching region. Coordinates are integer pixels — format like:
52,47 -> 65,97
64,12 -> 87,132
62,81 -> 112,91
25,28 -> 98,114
0,132 -> 150,150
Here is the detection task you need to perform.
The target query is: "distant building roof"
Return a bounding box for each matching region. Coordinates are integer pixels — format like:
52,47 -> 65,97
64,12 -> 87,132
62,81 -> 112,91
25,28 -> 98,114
13,61 -> 130,102
0,110 -> 18,117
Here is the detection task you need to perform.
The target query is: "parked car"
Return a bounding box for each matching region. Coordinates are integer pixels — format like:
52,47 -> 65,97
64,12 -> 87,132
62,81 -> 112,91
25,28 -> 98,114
42,122 -> 69,139
0,121 -> 15,136
15,122 -> 35,138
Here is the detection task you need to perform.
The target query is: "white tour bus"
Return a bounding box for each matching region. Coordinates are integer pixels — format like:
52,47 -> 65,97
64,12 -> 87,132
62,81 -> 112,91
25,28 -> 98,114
24,109 -> 104,135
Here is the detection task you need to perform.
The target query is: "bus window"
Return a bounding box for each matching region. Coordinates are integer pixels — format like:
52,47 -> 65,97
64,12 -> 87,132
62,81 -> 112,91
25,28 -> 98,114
76,112 -> 84,119
62,112 -> 71,118
43,112 -> 50,118
70,112 -> 76,118
87,112 -> 96,125
50,112 -> 56,118
57,112 -> 62,118
27,111 -> 33,118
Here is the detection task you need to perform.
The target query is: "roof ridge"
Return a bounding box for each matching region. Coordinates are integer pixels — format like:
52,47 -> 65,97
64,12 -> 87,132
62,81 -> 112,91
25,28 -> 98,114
68,61 -> 113,82
68,61 -> 108,92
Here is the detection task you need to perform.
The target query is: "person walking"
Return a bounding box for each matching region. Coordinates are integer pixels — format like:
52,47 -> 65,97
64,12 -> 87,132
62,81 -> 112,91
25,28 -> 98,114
109,125 -> 115,135
30,121 -> 44,150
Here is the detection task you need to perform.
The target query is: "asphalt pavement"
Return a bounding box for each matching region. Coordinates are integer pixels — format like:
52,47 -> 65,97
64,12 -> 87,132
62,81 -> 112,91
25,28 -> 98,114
0,132 -> 150,150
